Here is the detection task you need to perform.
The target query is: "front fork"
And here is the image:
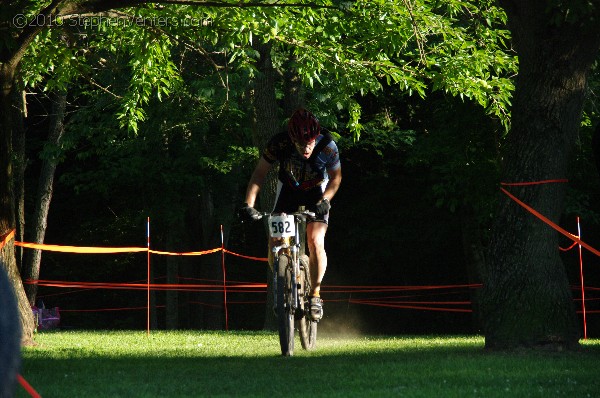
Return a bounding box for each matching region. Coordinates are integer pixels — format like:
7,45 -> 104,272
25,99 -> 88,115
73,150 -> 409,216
272,216 -> 303,314
272,247 -> 300,314
272,254 -> 279,310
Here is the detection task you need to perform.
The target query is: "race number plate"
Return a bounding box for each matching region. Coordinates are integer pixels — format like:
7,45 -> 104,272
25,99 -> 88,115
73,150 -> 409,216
268,215 -> 295,238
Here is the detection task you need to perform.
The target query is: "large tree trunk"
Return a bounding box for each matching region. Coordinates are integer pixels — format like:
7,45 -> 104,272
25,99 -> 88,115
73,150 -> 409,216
0,63 -> 35,346
252,42 -> 281,331
0,2 -> 62,346
482,1 -> 600,349
0,263 -> 21,397
12,88 -> 27,272
460,205 -> 485,332
23,90 -> 67,306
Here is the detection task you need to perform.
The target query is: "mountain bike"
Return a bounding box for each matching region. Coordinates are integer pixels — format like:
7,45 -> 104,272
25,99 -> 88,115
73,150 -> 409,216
258,208 -> 318,356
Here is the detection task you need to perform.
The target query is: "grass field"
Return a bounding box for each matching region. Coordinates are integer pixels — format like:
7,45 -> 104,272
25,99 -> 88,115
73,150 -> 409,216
17,330 -> 600,397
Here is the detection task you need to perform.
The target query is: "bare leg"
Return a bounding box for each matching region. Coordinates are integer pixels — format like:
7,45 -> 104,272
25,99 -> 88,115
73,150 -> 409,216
306,222 -> 328,296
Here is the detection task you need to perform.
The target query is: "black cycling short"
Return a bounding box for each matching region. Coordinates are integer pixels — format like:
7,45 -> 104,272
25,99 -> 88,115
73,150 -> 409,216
273,183 -> 328,224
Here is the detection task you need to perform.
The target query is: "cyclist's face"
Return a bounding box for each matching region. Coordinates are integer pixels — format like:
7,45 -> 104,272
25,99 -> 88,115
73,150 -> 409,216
293,139 -> 316,159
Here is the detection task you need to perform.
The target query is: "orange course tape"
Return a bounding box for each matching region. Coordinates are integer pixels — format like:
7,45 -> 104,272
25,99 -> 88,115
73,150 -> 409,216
559,241 -> 578,252
149,248 -> 222,256
223,249 -> 268,262
18,374 -> 42,398
501,179 -> 569,186
15,241 -> 147,254
30,279 -> 267,291
0,229 -> 16,250
501,187 -> 600,257
14,242 -> 267,261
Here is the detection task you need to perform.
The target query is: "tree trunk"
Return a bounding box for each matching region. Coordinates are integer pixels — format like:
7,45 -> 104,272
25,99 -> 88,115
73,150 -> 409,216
23,90 -> 67,306
198,188 -> 223,329
0,263 -> 21,397
252,42 -> 282,331
459,205 -> 485,332
166,217 -> 182,329
1,62 -> 35,346
282,53 -> 305,115
483,1 -> 600,349
12,88 -> 26,272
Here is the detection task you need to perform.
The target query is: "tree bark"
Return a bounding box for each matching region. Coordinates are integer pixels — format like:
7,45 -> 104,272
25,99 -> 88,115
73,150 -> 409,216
460,205 -> 485,332
23,90 -> 67,306
0,61 -> 35,346
12,88 -> 26,272
483,1 -> 600,349
252,42 -> 282,331
0,263 -> 21,397
282,53 -> 305,115
198,188 -> 224,329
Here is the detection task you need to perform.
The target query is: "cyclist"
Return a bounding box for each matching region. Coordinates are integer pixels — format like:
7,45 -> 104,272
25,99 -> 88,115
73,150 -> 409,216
241,108 -> 342,321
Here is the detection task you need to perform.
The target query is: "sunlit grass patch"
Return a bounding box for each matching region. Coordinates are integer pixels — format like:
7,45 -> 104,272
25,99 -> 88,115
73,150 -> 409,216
19,331 -> 600,397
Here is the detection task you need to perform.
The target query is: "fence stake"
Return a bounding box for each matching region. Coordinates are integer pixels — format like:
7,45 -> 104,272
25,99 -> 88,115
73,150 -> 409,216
147,217 -> 151,336
577,216 -> 587,340
221,224 -> 228,331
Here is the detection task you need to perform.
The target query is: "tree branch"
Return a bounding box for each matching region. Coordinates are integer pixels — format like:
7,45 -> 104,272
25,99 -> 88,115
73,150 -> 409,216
6,0 -> 63,67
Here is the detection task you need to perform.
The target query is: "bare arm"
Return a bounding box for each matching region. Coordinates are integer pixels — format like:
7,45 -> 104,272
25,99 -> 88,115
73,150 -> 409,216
244,157 -> 272,208
323,166 -> 342,202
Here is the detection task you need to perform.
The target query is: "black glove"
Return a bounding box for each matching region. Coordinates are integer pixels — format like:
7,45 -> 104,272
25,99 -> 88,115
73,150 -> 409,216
239,204 -> 261,222
315,197 -> 331,216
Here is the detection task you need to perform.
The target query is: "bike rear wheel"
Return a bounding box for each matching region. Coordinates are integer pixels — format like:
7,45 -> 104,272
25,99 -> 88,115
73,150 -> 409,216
276,255 -> 295,356
298,254 -> 317,350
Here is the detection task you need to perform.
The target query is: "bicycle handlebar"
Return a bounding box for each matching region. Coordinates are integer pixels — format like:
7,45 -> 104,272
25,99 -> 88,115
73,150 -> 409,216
255,210 -> 316,221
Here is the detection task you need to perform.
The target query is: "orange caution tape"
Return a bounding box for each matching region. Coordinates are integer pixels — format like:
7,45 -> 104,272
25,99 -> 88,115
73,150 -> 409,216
0,229 -> 15,251
501,187 -> 600,257
29,279 -> 267,291
223,249 -> 268,262
18,374 -> 42,398
14,241 -> 267,261
149,248 -> 222,256
15,241 -> 147,254
559,241 -> 578,252
349,299 -> 473,313
322,283 -> 481,293
501,179 -> 569,186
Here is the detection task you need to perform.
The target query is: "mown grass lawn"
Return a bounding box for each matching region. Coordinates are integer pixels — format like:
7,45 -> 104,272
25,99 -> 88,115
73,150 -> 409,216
17,331 -> 600,397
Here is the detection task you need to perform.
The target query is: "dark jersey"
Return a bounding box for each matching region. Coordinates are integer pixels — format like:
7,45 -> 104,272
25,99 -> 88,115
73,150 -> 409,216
262,132 -> 340,191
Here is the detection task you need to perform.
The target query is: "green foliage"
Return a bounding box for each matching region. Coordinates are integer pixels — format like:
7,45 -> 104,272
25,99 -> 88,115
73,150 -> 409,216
407,95 -> 501,222
200,146 -> 259,174
14,0 -> 516,139
20,28 -> 89,92
118,31 -> 182,133
341,109 -> 416,168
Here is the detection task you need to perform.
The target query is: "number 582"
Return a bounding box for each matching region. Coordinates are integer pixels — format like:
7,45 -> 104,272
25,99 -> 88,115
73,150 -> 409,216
271,220 -> 292,235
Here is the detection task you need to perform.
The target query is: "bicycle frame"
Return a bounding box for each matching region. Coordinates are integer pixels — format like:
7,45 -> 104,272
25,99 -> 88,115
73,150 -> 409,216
241,204 -> 317,355
260,209 -> 316,356
269,211 -> 310,313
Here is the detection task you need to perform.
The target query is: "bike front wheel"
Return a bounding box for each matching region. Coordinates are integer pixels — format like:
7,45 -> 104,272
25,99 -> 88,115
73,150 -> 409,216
276,255 -> 295,356
298,254 -> 317,350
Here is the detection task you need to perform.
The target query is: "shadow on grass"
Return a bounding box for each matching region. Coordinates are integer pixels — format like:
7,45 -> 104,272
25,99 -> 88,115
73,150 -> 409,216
19,333 -> 600,398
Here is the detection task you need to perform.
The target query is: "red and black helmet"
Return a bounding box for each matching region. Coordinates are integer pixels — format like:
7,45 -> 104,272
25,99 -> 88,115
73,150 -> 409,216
288,108 -> 320,143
